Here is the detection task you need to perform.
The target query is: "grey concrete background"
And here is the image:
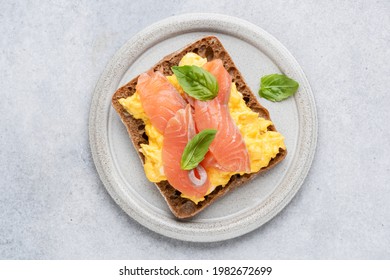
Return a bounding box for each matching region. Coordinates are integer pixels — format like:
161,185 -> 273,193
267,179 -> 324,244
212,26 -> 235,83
1,1 -> 389,259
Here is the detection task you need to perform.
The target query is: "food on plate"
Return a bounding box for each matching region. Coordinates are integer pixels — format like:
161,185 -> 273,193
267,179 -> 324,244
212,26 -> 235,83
112,36 -> 286,218
259,73 -> 299,102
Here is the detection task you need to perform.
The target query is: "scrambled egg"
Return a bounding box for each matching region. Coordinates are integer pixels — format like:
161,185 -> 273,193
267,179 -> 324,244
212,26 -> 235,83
178,52 -> 207,67
118,96 -> 166,183
119,53 -> 285,202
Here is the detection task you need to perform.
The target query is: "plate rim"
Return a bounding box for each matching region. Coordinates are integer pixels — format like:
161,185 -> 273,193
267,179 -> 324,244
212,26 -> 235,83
89,13 -> 318,242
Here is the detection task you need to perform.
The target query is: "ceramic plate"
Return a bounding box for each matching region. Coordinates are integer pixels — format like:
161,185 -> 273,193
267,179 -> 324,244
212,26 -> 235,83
89,13 -> 317,242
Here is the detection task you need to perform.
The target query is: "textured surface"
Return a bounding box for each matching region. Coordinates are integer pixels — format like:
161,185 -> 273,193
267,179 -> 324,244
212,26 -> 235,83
1,1 -> 389,259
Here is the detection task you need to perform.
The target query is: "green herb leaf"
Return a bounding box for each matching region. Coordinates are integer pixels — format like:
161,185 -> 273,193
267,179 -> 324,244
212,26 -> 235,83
259,74 -> 299,102
181,129 -> 217,170
172,65 -> 219,101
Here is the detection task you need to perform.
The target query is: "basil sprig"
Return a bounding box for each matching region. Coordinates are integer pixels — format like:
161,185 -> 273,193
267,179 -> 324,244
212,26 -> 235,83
172,65 -> 219,101
259,74 -> 299,102
180,129 -> 217,170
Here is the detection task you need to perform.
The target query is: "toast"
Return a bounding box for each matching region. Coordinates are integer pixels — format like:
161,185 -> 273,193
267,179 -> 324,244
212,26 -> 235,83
112,36 -> 287,218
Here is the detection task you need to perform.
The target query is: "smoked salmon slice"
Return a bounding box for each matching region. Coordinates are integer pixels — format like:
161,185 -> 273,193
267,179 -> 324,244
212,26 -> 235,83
195,59 -> 251,172
136,71 -> 187,133
162,105 -> 210,200
202,59 -> 231,105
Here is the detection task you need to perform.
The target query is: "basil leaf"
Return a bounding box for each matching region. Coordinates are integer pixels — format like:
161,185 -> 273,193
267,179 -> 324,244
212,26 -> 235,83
259,74 -> 299,102
181,129 -> 217,170
172,65 -> 219,101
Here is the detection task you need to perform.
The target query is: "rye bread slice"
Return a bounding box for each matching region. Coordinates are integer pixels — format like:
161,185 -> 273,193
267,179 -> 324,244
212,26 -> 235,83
112,36 -> 287,219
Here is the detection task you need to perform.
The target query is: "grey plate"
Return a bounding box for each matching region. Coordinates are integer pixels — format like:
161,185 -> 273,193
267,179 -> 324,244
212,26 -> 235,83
89,13 -> 317,242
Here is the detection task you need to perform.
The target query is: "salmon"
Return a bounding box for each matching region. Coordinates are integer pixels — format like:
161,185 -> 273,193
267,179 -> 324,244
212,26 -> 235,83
203,59 -> 231,105
162,105 -> 210,200
136,71 -> 187,133
195,59 -> 251,172
138,60 -> 249,199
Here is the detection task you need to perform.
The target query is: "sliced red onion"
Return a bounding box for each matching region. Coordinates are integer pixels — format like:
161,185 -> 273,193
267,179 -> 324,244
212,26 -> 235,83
188,165 -> 207,187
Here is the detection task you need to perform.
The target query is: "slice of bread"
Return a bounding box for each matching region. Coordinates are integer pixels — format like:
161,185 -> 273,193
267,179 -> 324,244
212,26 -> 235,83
112,36 -> 287,219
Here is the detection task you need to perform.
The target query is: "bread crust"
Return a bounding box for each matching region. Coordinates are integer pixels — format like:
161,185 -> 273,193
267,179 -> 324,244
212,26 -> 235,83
112,36 -> 287,218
